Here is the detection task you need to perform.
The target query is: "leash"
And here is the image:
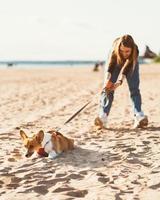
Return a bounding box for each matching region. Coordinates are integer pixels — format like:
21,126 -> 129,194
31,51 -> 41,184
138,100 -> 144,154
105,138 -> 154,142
56,59 -> 130,132
55,92 -> 99,132
63,100 -> 92,125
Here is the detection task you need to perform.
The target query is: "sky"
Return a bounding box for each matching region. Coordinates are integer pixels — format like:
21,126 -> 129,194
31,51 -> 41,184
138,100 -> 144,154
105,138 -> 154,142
0,0 -> 159,60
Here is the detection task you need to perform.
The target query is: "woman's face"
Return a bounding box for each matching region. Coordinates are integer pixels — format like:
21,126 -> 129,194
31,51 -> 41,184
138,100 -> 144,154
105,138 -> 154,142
120,44 -> 132,59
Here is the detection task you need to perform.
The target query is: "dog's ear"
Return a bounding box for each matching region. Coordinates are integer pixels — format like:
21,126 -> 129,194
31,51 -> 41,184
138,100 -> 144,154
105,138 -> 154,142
20,130 -> 28,141
36,130 -> 44,143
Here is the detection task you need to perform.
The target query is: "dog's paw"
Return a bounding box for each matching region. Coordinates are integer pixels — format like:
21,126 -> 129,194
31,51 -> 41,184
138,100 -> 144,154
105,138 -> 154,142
48,151 -> 58,159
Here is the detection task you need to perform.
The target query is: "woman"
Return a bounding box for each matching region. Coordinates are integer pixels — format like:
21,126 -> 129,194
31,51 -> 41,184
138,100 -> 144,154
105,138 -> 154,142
95,34 -> 148,129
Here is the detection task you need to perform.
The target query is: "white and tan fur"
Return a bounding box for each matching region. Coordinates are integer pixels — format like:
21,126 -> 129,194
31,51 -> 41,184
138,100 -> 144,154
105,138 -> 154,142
20,130 -> 74,159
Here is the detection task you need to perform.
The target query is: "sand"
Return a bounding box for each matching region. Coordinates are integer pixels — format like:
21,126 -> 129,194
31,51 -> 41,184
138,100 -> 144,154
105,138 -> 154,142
0,64 -> 160,200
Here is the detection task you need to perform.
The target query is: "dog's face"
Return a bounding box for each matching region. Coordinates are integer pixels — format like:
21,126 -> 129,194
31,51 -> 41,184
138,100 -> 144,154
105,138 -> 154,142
20,130 -> 44,157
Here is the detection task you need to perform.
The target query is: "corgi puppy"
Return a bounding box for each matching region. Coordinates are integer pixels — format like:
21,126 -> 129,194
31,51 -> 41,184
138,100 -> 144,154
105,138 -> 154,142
20,129 -> 74,159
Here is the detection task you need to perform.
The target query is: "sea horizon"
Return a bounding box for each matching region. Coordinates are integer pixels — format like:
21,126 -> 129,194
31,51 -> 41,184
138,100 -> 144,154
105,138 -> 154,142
0,57 -> 149,68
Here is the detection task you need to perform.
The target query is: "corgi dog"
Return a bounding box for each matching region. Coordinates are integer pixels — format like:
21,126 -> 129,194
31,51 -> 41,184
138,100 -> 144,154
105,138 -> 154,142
20,129 -> 74,159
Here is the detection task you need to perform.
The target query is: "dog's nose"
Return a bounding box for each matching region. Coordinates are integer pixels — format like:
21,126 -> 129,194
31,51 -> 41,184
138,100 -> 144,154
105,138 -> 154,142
25,154 -> 29,157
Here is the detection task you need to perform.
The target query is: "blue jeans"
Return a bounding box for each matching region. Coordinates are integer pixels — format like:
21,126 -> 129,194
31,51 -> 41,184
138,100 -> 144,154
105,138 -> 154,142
99,62 -> 143,118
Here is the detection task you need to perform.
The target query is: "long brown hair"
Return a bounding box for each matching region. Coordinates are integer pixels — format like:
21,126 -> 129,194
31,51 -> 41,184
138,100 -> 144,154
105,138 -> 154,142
109,35 -> 139,73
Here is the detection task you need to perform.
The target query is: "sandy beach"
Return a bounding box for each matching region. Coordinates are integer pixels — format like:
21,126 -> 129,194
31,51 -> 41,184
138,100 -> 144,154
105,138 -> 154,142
0,64 -> 160,200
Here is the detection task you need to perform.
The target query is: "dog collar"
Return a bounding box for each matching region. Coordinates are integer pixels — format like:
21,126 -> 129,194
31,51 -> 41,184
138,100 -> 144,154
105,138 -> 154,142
37,148 -> 48,157
37,139 -> 51,157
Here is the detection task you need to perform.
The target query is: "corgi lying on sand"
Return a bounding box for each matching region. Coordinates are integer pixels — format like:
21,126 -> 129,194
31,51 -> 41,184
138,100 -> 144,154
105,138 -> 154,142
20,129 -> 74,159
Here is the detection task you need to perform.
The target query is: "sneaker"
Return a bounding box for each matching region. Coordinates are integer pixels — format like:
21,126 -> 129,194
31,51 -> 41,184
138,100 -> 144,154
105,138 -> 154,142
94,117 -> 107,129
133,115 -> 148,128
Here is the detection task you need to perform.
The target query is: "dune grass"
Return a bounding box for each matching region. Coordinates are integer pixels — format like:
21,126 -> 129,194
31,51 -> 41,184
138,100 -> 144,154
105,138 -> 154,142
154,54 -> 160,63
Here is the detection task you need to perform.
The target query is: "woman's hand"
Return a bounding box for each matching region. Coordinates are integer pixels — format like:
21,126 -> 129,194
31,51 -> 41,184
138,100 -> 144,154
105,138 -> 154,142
105,80 -> 114,91
113,81 -> 122,90
104,80 -> 122,93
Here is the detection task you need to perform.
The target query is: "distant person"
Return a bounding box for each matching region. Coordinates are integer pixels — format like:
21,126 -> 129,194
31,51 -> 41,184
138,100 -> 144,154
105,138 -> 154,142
93,61 -> 105,72
93,62 -> 99,71
95,34 -> 148,129
7,63 -> 13,67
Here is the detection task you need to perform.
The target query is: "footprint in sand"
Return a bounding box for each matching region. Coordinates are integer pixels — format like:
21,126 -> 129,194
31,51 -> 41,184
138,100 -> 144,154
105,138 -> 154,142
8,157 -> 16,162
55,173 -> 67,178
19,185 -> 49,195
2,175 -> 22,190
53,186 -> 75,193
115,193 -> 123,200
0,180 -> 4,188
122,147 -> 137,152
37,177 -> 70,186
131,180 -> 141,185
79,170 -> 88,175
96,172 -> 110,184
149,182 -> 160,190
6,183 -> 20,189
66,173 -> 84,180
127,157 -> 151,167
0,167 -> 12,174
31,185 -> 49,195
65,189 -> 88,198
12,147 -> 22,157
142,141 -> 150,145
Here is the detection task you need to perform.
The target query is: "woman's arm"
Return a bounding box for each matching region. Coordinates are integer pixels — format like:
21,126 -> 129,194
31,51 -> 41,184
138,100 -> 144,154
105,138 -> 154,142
103,71 -> 111,88
103,52 -> 117,88
114,59 -> 129,88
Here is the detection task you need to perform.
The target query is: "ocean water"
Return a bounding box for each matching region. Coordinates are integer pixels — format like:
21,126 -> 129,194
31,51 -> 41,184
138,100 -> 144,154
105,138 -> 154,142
0,57 -> 149,69
0,60 -> 99,69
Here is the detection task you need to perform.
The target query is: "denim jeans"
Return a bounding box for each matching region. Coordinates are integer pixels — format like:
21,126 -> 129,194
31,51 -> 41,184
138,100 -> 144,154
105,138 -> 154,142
99,62 -> 143,118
